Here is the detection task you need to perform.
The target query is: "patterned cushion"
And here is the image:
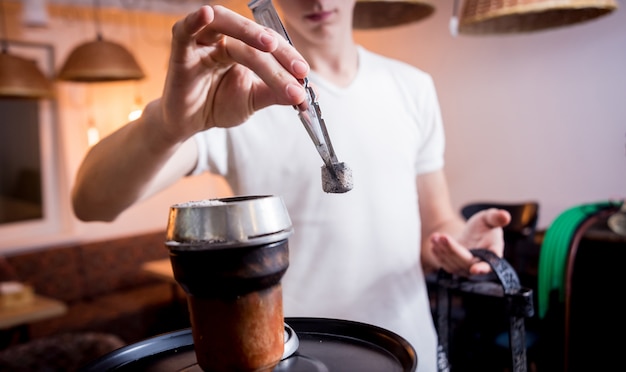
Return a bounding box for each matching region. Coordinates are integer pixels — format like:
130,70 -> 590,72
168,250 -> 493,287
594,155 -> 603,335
4,230 -> 170,303
0,332 -> 125,371
5,245 -> 84,303
28,283 -> 185,343
2,230 -> 183,344
79,231 -> 169,299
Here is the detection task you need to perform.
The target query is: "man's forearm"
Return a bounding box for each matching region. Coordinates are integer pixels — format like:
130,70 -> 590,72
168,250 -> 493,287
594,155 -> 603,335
71,100 -> 186,221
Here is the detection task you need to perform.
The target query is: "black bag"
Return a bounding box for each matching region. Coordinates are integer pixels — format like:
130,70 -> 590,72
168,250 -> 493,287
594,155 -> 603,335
435,249 -> 534,372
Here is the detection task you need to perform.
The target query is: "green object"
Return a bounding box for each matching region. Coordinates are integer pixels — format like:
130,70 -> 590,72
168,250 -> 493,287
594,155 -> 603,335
537,201 -> 620,319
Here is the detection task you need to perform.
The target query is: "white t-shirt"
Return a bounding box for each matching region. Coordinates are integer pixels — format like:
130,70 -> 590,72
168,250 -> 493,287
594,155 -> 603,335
192,46 -> 445,372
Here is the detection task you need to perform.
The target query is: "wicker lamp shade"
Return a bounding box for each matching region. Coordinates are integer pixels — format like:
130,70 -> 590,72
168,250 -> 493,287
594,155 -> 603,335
0,52 -> 53,99
459,0 -> 618,35
353,0 -> 435,29
57,36 -> 145,82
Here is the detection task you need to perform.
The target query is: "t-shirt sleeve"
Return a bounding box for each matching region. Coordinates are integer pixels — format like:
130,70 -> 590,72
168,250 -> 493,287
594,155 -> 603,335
414,74 -> 445,175
189,129 -> 229,176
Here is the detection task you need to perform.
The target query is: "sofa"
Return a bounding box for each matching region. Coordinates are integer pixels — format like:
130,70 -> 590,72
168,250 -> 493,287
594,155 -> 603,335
1,230 -> 190,345
0,332 -> 126,371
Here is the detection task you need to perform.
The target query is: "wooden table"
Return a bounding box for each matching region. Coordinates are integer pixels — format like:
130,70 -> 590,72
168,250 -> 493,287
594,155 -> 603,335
0,295 -> 67,330
0,294 -> 67,346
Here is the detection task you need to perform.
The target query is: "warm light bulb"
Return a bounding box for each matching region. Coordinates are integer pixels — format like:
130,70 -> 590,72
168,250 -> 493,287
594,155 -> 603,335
87,125 -> 100,146
128,108 -> 142,121
129,88 -> 144,121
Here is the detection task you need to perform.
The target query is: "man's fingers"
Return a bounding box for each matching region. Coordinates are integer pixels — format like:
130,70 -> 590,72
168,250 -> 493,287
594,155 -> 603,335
431,234 -> 476,274
169,6 -> 217,66
482,208 -> 511,229
171,7 -> 215,45
221,38 -> 306,105
170,6 -> 277,64
170,6 -> 308,106
469,261 -> 492,275
197,6 -> 277,51
207,7 -> 310,80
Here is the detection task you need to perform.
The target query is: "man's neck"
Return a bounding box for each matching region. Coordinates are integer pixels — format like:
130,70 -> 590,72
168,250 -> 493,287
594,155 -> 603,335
287,27 -> 359,88
307,43 -> 359,87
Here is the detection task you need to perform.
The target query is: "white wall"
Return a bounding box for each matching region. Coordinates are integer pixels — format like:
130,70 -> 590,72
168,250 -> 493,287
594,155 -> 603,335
2,1 -> 625,252
1,3 -> 233,252
355,2 -> 626,228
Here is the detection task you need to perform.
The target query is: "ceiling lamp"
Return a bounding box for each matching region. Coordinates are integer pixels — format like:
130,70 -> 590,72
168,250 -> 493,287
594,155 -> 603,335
353,0 -> 435,29
458,0 -> 618,35
0,49 -> 53,99
0,0 -> 53,99
57,0 -> 144,82
57,34 -> 145,82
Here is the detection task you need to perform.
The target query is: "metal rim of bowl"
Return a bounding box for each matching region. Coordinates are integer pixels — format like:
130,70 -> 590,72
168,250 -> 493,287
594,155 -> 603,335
166,195 -> 294,250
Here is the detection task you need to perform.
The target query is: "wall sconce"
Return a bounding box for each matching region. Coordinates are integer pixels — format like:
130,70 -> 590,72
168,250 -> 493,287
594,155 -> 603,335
456,0 -> 618,35
353,0 -> 435,29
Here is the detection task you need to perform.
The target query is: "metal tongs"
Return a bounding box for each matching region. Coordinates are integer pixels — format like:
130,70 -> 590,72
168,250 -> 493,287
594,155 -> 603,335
248,0 -> 340,176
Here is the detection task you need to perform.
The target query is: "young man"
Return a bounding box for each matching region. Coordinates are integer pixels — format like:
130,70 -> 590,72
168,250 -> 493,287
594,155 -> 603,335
72,2 -> 510,371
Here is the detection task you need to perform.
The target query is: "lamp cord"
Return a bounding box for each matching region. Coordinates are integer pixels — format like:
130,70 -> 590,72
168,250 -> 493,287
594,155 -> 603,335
93,0 -> 103,39
0,0 -> 8,53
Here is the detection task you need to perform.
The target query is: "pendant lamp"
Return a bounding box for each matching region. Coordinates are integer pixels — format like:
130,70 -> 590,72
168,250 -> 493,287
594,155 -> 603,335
57,0 -> 144,82
0,49 -> 53,98
57,34 -> 145,82
0,0 -> 53,99
458,0 -> 618,35
353,0 -> 435,29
